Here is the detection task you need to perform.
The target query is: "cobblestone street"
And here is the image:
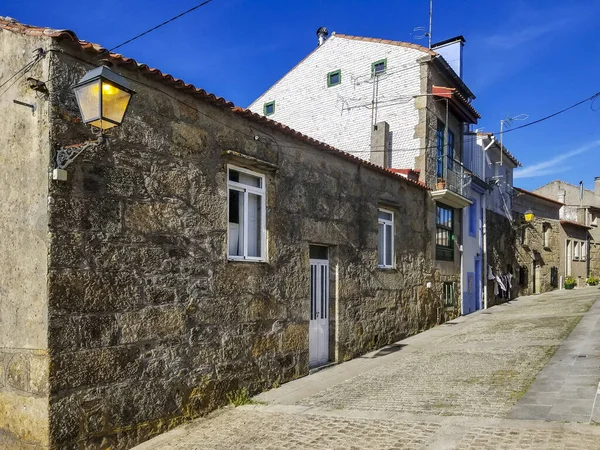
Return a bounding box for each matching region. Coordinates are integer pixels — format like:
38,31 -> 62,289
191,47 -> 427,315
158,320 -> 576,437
136,288 -> 600,450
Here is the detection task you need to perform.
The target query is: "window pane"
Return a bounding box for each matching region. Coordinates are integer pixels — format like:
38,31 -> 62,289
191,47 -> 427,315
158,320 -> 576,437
385,224 -> 392,266
239,172 -> 262,188
378,222 -> 384,266
309,245 -> 328,260
228,189 -> 244,256
247,193 -> 262,257
378,210 -> 392,221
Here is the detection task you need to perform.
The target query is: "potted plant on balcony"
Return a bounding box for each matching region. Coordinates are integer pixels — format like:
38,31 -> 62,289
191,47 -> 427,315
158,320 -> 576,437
436,177 -> 446,190
587,276 -> 599,286
564,276 -> 576,289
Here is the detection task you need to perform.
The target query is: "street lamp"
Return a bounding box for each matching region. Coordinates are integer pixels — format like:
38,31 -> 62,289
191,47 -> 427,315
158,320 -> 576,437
73,66 -> 134,130
53,64 -> 135,181
524,209 -> 535,222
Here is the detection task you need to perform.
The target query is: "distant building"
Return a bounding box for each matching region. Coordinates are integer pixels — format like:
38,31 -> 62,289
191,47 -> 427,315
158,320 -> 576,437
534,179 -> 599,281
513,188 -> 562,295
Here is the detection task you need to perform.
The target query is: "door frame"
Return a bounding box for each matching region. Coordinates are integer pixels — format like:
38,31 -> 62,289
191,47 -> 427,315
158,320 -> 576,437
309,246 -> 330,368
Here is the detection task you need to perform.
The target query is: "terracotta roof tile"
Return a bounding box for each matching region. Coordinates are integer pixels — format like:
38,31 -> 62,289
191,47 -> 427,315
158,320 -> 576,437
231,108 -> 428,190
1,17 -> 428,192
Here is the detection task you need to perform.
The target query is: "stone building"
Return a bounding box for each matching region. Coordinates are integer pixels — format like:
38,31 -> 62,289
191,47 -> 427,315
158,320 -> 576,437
0,18 -> 460,449
513,188 -> 562,295
534,178 -> 599,280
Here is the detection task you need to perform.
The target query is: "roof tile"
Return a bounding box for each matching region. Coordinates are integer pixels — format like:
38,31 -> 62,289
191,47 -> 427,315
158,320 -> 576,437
0,17 -> 428,192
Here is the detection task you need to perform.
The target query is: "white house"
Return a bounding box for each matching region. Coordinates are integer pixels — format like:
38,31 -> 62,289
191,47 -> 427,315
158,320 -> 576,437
249,29 -> 484,314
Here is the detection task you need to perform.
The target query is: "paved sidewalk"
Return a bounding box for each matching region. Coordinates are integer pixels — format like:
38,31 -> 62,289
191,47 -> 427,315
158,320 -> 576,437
509,294 -> 600,422
136,287 -> 600,450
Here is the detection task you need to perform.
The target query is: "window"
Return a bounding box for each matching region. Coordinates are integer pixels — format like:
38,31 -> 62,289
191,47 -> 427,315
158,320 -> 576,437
263,101 -> 275,116
436,205 -> 454,261
468,199 -> 477,237
436,120 -> 445,178
378,209 -> 394,268
371,59 -> 387,76
447,129 -> 455,170
542,223 -> 551,248
582,240 -> 587,261
574,241 -> 581,261
227,166 -> 266,261
521,226 -> 530,247
443,282 -> 454,307
327,69 -> 341,87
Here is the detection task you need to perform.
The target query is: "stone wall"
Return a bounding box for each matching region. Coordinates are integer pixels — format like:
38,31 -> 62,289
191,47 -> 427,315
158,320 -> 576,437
590,240 -> 600,278
0,30 -> 51,448
515,217 -> 561,296
43,43 -> 449,449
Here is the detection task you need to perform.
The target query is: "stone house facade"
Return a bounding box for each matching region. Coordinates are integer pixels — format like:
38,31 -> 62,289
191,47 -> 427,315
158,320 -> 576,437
534,178 -> 599,281
0,18 -> 459,450
560,221 -> 592,285
513,188 -> 562,295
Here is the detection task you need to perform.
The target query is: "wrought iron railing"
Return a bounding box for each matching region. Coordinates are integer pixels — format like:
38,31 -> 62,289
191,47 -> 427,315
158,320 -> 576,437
426,154 -> 470,198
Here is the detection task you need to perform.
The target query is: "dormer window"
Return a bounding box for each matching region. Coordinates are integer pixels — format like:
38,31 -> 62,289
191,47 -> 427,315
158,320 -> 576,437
263,101 -> 275,116
372,59 -> 387,76
327,69 -> 341,87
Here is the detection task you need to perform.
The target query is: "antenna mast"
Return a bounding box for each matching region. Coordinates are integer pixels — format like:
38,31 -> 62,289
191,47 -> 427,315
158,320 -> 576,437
428,0 -> 433,48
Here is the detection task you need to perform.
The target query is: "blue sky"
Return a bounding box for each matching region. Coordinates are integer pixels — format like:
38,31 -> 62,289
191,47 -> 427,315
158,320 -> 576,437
4,0 -> 600,191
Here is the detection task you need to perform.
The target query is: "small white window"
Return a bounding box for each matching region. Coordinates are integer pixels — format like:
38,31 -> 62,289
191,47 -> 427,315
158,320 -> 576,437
574,241 -> 580,261
582,240 -> 587,261
227,166 -> 266,261
378,209 -> 394,268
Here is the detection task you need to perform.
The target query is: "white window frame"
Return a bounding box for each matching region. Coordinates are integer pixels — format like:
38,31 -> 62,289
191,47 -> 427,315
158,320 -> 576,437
582,240 -> 587,261
574,241 -> 580,261
378,208 -> 394,269
227,165 -> 266,262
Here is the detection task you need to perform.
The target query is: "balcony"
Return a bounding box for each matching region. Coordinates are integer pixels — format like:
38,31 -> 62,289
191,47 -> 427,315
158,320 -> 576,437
427,155 -> 472,209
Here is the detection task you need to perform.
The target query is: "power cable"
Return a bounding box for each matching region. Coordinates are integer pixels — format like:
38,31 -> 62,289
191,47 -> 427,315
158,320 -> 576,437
106,0 -> 215,54
43,50 -> 600,161
0,49 -> 45,97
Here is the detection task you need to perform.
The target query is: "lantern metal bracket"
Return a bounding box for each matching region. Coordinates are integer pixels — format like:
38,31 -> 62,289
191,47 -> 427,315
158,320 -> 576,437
55,136 -> 105,170
52,136 -> 106,181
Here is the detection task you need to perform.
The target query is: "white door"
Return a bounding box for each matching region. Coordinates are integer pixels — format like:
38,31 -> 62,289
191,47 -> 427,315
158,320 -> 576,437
309,258 -> 329,368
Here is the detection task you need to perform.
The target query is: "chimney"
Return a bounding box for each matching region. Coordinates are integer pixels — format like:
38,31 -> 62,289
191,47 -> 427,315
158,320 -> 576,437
370,121 -> 390,168
316,27 -> 329,46
595,176 -> 600,198
431,36 -> 465,78
557,189 -> 566,204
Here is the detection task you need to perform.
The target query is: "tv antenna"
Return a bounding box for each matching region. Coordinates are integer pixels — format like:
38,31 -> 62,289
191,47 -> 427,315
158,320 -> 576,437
413,1 -> 433,48
499,113 -> 528,165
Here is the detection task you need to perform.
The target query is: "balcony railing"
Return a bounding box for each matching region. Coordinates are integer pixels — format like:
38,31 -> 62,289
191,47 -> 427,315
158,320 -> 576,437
426,155 -> 470,197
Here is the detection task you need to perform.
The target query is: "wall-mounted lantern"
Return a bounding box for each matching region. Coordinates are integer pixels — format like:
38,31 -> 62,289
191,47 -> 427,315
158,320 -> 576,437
73,66 -> 134,130
524,209 -> 535,223
53,64 -> 135,181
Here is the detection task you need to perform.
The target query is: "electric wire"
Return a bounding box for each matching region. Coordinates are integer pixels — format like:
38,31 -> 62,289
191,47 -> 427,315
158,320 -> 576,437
106,0 -> 215,54
0,50 -> 45,97
41,50 -> 600,159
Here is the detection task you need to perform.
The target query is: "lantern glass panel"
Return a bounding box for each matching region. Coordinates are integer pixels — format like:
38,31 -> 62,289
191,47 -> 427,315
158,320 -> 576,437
73,80 -> 101,124
101,81 -> 132,127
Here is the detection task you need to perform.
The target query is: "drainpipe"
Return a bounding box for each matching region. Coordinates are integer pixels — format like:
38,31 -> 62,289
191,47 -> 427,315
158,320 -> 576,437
482,136 -> 496,309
